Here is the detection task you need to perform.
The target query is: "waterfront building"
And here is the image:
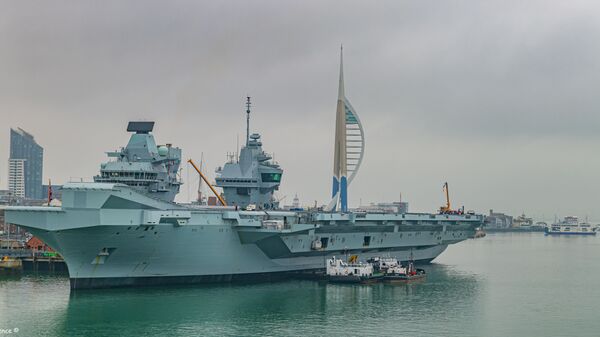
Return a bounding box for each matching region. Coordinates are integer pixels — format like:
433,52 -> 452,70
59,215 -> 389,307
485,209 -> 513,228
357,202 -> 409,214
26,236 -> 54,252
9,128 -> 44,199
512,213 -> 533,227
7,159 -> 25,198
0,189 -> 11,204
0,206 -> 21,237
1,191 -> 21,237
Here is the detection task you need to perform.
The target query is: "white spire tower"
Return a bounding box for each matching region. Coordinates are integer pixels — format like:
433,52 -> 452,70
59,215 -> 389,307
327,46 -> 365,212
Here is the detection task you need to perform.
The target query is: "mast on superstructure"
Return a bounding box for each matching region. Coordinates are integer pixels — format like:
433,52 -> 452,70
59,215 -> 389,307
246,96 -> 251,146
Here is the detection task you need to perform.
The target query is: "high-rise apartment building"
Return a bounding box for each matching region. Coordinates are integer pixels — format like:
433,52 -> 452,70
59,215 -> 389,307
7,158 -> 25,198
9,128 -> 43,199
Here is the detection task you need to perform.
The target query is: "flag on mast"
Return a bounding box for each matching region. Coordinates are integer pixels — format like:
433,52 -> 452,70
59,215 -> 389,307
47,179 -> 53,204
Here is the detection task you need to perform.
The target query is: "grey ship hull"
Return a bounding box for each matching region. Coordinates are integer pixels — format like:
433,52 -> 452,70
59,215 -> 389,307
6,183 -> 481,289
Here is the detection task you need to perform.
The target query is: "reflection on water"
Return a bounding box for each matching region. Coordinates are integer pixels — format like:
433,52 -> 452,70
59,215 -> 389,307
52,265 -> 481,337
0,274 -> 70,337
0,264 -> 483,337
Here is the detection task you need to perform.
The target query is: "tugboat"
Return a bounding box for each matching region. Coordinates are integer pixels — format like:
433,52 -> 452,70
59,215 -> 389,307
367,256 -> 400,273
326,256 -> 382,284
383,256 -> 426,283
383,261 -> 426,283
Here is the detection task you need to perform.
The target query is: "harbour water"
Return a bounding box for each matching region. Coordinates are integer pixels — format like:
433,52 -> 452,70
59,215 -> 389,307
1,233 -> 599,337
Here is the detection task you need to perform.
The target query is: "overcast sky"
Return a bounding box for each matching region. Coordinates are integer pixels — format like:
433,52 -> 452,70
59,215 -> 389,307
1,1 -> 599,221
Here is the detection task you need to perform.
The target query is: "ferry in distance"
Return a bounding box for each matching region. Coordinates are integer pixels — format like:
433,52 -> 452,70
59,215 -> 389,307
545,216 -> 597,235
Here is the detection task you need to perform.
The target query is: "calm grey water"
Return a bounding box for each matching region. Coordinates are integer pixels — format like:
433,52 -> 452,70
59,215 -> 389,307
1,233 -> 599,337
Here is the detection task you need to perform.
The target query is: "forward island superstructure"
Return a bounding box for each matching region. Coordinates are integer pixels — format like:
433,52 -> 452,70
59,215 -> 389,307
5,52 -> 483,289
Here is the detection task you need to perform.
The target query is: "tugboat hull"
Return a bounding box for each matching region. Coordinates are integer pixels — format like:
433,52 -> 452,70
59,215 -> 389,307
328,275 -> 383,284
383,274 -> 426,283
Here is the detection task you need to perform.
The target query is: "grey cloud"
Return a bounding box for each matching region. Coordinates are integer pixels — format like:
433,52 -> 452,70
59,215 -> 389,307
1,0 -> 600,220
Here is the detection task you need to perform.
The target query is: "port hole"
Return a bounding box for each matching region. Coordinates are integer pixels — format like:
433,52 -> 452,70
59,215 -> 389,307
363,236 -> 371,246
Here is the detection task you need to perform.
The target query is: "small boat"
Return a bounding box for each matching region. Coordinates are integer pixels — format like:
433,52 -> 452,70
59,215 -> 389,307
0,256 -> 22,270
383,260 -> 426,283
545,216 -> 597,235
326,256 -> 382,284
367,256 -> 400,273
474,228 -> 486,238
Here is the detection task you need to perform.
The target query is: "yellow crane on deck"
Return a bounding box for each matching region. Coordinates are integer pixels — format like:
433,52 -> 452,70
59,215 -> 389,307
440,182 -> 451,213
187,159 -> 227,206
439,182 -> 465,215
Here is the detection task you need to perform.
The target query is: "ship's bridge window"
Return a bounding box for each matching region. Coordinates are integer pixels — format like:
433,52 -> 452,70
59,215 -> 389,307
261,173 -> 282,182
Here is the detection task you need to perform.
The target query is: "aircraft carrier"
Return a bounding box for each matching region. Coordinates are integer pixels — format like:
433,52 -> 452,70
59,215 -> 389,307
5,52 -> 484,289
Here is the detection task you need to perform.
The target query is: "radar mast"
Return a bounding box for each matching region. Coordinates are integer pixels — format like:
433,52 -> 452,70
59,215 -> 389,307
246,96 -> 251,146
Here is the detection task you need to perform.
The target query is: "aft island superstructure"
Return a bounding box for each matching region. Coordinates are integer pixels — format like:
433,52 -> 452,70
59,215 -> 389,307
5,52 -> 483,289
